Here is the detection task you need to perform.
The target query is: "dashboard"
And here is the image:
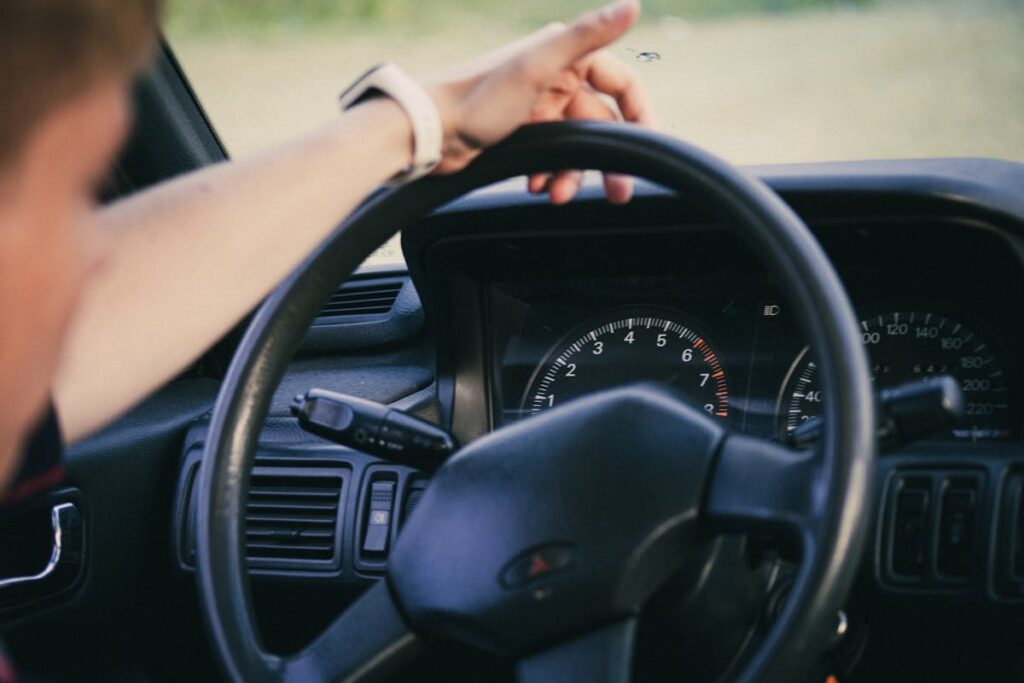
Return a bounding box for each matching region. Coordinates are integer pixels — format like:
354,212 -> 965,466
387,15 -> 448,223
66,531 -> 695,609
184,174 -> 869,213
151,159 -> 1024,682
391,161 -> 1024,619
409,213 -> 1024,447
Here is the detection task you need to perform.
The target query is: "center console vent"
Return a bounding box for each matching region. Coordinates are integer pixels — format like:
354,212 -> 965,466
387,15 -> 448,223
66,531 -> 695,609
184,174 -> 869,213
245,470 -> 343,564
179,463 -> 348,573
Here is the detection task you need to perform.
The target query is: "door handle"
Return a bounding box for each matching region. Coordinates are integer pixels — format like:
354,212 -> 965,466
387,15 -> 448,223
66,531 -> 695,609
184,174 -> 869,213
0,502 -> 79,590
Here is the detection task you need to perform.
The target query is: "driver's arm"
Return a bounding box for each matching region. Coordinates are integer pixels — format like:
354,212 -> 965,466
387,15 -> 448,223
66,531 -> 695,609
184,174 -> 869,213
53,0 -> 653,443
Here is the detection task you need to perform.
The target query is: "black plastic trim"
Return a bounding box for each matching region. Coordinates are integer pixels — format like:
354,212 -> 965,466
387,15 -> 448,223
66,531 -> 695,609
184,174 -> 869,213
871,443 -> 1024,603
301,273 -> 425,353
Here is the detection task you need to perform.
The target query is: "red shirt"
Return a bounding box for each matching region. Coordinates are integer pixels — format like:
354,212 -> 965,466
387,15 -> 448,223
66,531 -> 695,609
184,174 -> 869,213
1,407 -> 64,507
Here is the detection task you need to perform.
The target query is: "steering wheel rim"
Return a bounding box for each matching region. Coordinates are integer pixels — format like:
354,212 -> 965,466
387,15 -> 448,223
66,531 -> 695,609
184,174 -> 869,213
196,121 -> 876,682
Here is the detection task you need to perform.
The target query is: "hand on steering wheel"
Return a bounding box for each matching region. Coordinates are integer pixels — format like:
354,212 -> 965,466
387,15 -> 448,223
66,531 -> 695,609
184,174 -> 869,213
428,0 -> 653,204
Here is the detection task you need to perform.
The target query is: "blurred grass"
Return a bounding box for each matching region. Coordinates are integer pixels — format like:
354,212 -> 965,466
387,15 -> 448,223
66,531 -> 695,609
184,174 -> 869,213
165,0 -> 878,35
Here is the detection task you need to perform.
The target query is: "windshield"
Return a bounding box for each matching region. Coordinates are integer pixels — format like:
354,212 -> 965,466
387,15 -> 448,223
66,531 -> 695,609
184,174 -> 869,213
164,0 -> 1024,266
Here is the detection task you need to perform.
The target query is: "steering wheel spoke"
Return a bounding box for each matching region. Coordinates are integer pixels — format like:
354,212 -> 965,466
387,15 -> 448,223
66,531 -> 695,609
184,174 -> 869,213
516,620 -> 637,683
283,581 -> 421,683
705,434 -> 817,542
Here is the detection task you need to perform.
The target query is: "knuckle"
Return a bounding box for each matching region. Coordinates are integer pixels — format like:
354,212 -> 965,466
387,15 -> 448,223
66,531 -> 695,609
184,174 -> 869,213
602,49 -> 630,70
594,51 -> 629,79
572,20 -> 600,44
518,55 -> 551,85
552,70 -> 580,94
583,7 -> 616,32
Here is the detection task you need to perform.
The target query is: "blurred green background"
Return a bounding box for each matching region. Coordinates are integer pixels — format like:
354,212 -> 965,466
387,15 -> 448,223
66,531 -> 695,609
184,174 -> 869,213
163,0 -> 1024,265
166,0 -> 880,34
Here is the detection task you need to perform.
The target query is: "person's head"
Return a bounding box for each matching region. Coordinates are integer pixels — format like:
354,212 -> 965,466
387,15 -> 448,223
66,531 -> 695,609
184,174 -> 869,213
0,0 -> 160,483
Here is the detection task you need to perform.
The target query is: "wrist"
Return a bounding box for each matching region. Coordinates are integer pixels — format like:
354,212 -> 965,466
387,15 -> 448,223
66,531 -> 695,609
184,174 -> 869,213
330,97 -> 415,181
338,64 -> 442,183
358,97 -> 416,177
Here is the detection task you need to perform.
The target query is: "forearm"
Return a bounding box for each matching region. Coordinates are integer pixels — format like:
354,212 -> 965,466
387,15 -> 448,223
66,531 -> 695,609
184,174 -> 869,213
54,98 -> 413,443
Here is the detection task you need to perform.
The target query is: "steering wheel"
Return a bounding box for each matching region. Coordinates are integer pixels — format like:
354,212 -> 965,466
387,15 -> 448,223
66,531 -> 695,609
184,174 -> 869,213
195,121 -> 875,683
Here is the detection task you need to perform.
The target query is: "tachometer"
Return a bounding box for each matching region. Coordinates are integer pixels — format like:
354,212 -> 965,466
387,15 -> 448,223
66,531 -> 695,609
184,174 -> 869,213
779,311 -> 1014,441
522,307 -> 729,418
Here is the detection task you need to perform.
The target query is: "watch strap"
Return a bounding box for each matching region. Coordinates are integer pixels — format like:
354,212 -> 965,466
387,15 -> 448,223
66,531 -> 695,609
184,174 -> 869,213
339,63 -> 442,184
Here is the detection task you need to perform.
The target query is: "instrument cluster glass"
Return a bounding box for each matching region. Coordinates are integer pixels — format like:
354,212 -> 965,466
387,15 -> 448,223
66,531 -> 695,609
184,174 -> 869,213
481,223 -> 1023,445
779,311 -> 1014,441
522,307 -> 730,420
493,295 -> 1019,443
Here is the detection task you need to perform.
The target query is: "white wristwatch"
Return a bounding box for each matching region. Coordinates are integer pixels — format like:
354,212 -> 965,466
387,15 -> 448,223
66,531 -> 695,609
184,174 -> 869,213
339,63 -> 443,184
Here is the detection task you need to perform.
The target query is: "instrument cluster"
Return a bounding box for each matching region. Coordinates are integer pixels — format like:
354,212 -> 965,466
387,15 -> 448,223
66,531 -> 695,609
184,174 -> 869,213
486,224 -> 1024,444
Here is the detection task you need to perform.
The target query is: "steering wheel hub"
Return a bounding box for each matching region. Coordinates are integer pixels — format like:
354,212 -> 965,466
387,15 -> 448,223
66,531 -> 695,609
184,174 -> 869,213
391,385 -> 723,654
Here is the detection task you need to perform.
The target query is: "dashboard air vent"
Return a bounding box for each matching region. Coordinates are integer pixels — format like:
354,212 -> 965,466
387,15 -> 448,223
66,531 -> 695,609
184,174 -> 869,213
245,471 -> 343,564
319,279 -> 403,319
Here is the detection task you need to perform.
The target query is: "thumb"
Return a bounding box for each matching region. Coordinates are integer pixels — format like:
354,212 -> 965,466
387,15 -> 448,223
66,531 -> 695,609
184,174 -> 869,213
536,0 -> 641,68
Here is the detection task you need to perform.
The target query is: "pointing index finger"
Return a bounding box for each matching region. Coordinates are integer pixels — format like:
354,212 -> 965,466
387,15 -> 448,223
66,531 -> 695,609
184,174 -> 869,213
531,0 -> 641,71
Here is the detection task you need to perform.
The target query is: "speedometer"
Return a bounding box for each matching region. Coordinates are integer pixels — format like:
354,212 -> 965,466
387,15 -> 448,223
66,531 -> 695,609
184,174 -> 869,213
522,307 -> 729,419
779,311 -> 1014,441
